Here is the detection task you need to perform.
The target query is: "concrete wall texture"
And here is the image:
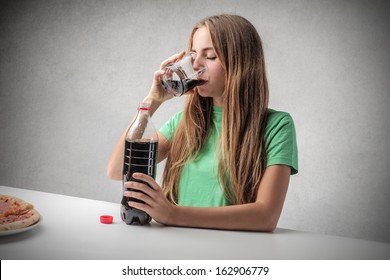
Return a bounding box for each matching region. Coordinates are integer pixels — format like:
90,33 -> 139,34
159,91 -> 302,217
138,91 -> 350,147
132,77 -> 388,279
1,0 -> 389,243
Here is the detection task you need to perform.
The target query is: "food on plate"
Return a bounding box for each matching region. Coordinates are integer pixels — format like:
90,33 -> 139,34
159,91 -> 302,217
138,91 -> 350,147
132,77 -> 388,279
0,194 -> 41,231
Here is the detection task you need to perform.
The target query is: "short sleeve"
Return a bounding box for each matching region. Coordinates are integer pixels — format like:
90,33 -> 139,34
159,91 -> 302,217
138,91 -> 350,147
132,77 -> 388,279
265,110 -> 298,175
158,111 -> 183,142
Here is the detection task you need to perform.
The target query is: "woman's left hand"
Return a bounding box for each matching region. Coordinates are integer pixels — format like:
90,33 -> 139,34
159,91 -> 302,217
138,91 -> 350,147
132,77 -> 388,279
124,173 -> 177,225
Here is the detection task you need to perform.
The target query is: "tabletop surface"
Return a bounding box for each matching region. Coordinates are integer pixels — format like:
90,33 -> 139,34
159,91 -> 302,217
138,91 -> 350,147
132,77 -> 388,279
1,185 -> 389,260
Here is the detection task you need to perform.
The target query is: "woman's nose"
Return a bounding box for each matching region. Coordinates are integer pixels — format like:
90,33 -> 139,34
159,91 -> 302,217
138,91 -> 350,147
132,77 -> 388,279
192,54 -> 204,70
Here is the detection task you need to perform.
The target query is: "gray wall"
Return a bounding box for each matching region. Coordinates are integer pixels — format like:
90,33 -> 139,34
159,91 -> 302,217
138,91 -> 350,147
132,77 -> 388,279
1,0 -> 389,243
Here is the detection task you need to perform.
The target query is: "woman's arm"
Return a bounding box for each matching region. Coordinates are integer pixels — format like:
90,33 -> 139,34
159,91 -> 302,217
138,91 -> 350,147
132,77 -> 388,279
125,164 -> 291,231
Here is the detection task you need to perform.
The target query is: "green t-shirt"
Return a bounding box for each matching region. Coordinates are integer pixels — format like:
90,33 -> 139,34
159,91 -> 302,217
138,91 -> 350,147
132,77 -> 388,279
159,107 -> 298,207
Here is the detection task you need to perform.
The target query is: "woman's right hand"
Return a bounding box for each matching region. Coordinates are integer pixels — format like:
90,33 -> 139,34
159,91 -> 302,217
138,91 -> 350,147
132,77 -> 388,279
144,51 -> 186,105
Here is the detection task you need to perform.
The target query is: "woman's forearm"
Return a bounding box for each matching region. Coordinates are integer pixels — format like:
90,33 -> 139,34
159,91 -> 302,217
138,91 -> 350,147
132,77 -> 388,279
171,202 -> 279,232
169,165 -> 290,231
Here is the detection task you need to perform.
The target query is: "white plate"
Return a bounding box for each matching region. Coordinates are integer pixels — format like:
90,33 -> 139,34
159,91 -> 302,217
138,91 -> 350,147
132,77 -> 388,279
0,217 -> 42,237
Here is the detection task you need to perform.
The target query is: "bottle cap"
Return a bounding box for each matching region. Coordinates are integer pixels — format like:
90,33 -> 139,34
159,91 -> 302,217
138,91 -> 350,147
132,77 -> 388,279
100,215 -> 113,224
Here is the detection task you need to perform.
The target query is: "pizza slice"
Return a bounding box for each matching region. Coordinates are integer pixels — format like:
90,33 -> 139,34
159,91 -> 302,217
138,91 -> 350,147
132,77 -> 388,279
0,194 -> 34,218
0,208 -> 41,231
0,194 -> 41,231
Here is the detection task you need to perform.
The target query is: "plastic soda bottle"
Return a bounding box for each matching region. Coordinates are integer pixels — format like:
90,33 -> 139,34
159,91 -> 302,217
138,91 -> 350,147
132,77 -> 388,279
121,102 -> 158,225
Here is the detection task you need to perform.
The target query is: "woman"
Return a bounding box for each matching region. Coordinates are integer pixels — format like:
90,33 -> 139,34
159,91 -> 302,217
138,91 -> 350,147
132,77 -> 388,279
107,14 -> 298,231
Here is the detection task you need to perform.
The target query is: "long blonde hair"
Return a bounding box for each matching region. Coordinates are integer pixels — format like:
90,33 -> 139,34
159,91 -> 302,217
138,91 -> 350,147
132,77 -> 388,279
162,15 -> 269,205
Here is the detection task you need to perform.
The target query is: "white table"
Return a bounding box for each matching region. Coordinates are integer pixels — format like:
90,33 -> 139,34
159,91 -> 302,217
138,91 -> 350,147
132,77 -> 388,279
1,185 -> 389,260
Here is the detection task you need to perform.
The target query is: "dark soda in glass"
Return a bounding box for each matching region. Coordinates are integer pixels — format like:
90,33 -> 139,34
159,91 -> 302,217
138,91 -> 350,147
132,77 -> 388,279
161,78 -> 206,97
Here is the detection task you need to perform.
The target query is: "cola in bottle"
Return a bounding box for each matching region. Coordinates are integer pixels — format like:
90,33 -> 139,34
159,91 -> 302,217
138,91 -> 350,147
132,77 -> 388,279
121,102 -> 158,225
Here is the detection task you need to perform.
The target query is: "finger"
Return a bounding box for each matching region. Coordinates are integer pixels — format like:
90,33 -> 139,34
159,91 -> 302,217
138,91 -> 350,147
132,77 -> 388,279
160,51 -> 185,67
125,190 -> 154,206
153,69 -> 166,81
159,50 -> 186,69
132,173 -> 160,190
128,200 -> 149,213
124,181 -> 155,197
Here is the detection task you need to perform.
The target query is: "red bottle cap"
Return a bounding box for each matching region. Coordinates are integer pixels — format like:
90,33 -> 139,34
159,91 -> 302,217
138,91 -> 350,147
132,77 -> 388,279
100,215 -> 113,224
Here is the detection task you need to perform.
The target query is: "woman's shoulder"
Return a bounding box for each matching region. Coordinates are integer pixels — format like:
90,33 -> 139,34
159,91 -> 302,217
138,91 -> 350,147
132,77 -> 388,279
266,108 -> 294,128
265,108 -> 296,140
159,110 -> 186,141
265,109 -> 298,174
170,110 -> 184,122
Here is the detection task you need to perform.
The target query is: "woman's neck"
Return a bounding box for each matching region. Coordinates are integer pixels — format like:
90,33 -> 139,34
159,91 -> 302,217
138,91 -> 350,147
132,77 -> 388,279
212,96 -> 223,107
